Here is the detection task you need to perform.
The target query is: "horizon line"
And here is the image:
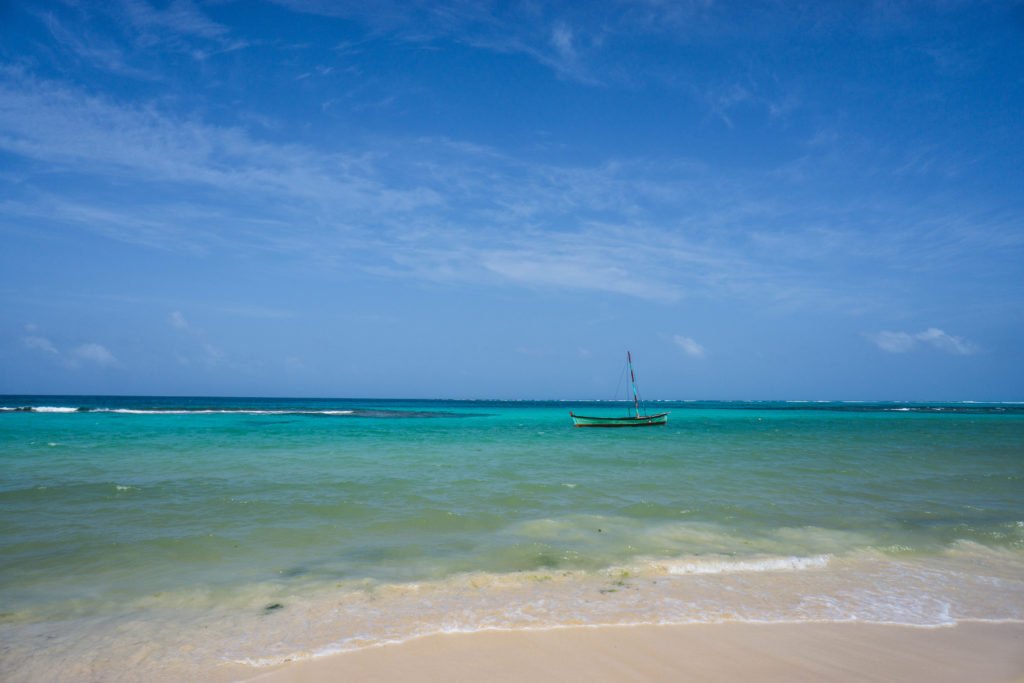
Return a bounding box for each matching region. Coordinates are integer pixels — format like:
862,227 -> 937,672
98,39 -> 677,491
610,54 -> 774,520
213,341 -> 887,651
2,393 -> 1022,405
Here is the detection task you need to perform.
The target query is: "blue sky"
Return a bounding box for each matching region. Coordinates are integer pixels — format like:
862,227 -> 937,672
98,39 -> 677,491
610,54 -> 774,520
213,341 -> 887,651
1,1 -> 1022,400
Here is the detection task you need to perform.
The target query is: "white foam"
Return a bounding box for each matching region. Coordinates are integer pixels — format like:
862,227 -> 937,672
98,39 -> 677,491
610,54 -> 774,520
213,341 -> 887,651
105,409 -> 198,414
661,555 -> 831,575
10,547 -> 1024,683
3,406 -> 355,415
99,409 -> 355,415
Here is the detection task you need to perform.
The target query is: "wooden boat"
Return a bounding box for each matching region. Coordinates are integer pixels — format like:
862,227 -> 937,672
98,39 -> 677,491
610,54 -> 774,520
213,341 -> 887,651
569,412 -> 668,427
570,352 -> 668,427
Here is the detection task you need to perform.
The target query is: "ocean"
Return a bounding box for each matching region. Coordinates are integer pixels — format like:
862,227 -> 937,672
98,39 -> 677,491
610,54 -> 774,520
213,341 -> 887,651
2,396 -> 1023,681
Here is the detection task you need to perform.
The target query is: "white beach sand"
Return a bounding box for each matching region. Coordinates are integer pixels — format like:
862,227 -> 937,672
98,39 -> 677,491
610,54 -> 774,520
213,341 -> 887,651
243,621 -> 1024,683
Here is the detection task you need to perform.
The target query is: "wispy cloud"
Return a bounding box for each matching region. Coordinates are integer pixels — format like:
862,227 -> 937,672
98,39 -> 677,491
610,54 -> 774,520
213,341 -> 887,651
479,245 -> 680,302
673,335 -> 706,358
71,343 -> 119,366
37,10 -> 156,79
119,0 -> 229,40
705,83 -> 752,128
265,1 -> 608,84
22,328 -> 119,367
261,1 -> 960,93
23,334 -> 58,355
2,66 -> 1019,313
550,23 -> 576,62
0,70 -> 377,201
168,310 -> 224,367
868,330 -> 916,353
0,71 -> 719,301
867,328 -> 979,355
914,328 -> 979,355
29,0 -> 246,79
169,310 -> 189,329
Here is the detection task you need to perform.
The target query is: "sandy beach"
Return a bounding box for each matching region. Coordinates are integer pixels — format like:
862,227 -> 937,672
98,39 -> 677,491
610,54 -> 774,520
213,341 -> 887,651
247,622 -> 1024,683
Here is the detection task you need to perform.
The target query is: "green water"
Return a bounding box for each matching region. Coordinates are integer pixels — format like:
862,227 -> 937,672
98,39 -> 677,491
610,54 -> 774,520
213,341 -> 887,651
2,397 -> 1023,680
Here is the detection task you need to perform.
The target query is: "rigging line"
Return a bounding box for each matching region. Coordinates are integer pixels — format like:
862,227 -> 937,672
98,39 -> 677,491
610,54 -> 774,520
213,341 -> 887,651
613,360 -> 628,405
628,350 -> 647,417
633,359 -> 644,415
628,350 -> 640,418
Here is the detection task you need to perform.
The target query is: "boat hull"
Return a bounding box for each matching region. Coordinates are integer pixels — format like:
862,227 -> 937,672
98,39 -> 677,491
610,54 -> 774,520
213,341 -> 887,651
570,412 -> 668,427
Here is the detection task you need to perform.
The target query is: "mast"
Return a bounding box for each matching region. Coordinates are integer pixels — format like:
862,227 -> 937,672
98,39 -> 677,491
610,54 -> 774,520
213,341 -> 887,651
627,351 -> 640,418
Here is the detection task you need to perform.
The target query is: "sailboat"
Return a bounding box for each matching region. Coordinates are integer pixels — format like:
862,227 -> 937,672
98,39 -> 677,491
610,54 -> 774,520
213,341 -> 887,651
570,352 -> 669,427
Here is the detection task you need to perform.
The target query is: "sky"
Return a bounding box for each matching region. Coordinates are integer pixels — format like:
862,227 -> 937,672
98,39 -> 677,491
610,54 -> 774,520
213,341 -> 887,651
1,1 -> 1023,400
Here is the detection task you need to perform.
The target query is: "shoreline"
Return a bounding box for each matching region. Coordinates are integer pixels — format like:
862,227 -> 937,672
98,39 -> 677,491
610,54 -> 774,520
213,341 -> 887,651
243,621 -> 1024,683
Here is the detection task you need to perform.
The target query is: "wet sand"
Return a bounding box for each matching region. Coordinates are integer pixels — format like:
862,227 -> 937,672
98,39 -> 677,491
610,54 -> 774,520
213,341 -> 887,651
245,621 -> 1024,683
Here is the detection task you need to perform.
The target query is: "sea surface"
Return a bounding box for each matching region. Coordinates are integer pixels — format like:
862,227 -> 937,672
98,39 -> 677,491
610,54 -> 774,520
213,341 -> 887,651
2,396 -> 1023,681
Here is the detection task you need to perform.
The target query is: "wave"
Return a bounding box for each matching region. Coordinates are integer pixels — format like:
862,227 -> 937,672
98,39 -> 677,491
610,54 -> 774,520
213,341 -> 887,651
4,399 -> 1022,416
0,406 -> 484,419
657,554 -> 831,575
5,545 -> 1023,681
226,546 -> 1023,668
98,408 -> 356,416
0,406 -> 354,416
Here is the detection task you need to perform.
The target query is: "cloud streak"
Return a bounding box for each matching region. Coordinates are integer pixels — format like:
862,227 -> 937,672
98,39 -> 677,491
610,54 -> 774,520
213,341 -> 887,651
71,343 -> 119,366
168,310 -> 224,368
673,335 -> 706,358
119,0 -> 229,40
1,64 -> 1019,314
23,335 -> 58,355
0,70 -> 730,302
261,1 -> 959,89
867,328 -> 978,355
169,311 -> 189,329
22,330 -> 119,367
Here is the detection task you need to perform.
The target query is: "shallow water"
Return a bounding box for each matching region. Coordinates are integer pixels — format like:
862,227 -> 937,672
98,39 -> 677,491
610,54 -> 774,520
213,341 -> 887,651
1,397 -> 1023,681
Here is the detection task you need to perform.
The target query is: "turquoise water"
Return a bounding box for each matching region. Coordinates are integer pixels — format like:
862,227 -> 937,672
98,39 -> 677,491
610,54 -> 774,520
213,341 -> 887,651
2,397 -> 1023,681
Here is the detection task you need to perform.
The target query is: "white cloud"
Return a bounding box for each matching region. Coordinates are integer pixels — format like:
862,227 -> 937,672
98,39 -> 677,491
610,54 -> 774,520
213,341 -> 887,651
39,10 -> 156,79
166,310 -> 224,367
170,310 -> 189,329
120,0 -> 229,40
22,324 -> 118,368
266,1 -> 601,84
706,83 -> 752,128
551,23 -> 576,61
71,343 -> 118,366
867,328 -> 978,355
0,69 -> 436,212
673,335 -> 705,358
868,330 -> 917,353
2,69 -> 1018,312
24,335 -> 59,354
480,247 -> 681,302
915,327 -> 978,355
201,342 -> 224,366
